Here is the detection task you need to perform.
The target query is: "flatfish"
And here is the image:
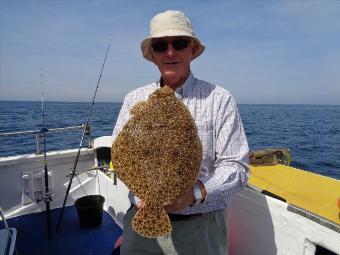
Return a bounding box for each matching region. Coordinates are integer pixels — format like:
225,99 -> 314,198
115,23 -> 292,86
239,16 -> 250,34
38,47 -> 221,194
111,86 -> 202,238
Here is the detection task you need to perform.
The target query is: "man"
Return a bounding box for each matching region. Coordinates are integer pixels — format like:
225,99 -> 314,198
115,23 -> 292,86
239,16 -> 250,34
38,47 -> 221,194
112,10 -> 249,255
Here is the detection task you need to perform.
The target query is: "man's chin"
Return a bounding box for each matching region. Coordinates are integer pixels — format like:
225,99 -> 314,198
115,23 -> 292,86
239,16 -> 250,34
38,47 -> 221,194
163,71 -> 178,79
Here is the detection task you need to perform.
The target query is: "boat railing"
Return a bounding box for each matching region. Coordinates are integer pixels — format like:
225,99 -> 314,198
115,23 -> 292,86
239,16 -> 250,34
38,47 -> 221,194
0,124 -> 92,155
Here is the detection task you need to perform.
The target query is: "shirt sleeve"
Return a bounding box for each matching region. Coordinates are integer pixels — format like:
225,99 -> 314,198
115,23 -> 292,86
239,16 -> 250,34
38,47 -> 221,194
199,93 -> 249,207
112,95 -> 132,141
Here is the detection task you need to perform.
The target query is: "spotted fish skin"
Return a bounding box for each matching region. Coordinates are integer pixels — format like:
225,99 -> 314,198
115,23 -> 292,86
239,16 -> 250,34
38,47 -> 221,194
111,86 -> 202,238
132,203 -> 171,238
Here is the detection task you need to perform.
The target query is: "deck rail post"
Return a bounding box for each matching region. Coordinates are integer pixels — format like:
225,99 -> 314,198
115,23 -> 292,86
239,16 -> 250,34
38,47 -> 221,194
35,132 -> 40,155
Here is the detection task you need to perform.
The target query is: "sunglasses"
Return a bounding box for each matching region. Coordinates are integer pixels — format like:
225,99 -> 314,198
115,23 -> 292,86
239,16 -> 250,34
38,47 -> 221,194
151,38 -> 190,52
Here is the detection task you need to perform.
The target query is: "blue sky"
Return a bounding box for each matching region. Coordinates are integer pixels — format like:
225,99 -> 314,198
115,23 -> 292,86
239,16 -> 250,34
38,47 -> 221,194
1,1 -> 339,104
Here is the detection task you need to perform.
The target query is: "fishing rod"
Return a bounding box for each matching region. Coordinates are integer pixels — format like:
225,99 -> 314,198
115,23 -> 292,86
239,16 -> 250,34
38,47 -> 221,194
56,44 -> 110,231
37,67 -> 53,240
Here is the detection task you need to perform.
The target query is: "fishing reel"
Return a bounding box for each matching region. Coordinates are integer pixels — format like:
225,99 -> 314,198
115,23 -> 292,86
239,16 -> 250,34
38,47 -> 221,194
66,169 -> 78,178
36,192 -> 54,203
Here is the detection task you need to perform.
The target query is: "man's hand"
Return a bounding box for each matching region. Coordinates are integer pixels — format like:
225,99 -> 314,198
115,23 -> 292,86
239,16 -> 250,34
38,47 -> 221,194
136,201 -> 145,209
135,181 -> 206,213
164,180 -> 206,213
134,194 -> 192,212
164,186 -> 195,213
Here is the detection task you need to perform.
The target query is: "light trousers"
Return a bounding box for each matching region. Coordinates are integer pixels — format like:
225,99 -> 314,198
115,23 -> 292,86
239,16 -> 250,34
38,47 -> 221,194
121,206 -> 227,255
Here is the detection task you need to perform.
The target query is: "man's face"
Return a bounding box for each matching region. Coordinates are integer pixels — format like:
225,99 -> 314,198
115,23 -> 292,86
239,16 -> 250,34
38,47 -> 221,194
151,36 -> 195,89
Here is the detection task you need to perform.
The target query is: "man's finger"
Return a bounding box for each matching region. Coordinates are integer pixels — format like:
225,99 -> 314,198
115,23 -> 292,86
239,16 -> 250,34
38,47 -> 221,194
136,201 -> 145,208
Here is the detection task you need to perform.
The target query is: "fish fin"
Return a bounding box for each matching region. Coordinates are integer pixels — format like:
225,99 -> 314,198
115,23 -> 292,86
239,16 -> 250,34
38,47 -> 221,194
132,204 -> 171,238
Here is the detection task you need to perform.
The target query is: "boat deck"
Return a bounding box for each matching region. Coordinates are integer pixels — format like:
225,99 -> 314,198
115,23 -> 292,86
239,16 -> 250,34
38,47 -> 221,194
7,206 -> 122,255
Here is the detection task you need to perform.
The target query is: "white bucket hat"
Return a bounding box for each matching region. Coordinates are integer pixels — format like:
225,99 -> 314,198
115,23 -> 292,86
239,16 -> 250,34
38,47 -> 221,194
141,10 -> 205,62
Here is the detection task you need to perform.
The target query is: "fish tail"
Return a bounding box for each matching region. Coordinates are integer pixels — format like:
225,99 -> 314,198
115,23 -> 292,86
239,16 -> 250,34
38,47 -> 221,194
132,204 -> 172,238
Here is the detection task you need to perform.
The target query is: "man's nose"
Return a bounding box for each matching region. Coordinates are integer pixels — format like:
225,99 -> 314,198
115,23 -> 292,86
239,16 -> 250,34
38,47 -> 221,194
166,43 -> 175,57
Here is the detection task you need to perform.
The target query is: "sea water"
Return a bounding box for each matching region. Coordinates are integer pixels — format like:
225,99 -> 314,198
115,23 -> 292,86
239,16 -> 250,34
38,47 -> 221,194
0,101 -> 339,179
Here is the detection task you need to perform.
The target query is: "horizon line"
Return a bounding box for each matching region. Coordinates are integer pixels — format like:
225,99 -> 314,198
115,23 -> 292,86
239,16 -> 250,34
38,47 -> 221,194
0,99 -> 339,107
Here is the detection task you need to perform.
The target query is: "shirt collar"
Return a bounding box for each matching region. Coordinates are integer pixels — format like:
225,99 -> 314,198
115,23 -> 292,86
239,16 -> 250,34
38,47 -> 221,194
156,72 -> 194,97
176,72 -> 194,97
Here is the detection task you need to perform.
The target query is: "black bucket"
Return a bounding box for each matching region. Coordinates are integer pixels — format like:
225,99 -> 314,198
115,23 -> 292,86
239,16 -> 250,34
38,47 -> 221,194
74,195 -> 105,228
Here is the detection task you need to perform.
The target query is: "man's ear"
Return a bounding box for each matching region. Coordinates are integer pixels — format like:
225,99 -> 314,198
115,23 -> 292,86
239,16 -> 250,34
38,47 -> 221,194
151,50 -> 156,63
191,41 -> 198,59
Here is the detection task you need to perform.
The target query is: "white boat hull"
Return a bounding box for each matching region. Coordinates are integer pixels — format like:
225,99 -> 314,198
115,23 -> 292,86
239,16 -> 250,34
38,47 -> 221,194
1,139 -> 339,254
228,188 -> 340,254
